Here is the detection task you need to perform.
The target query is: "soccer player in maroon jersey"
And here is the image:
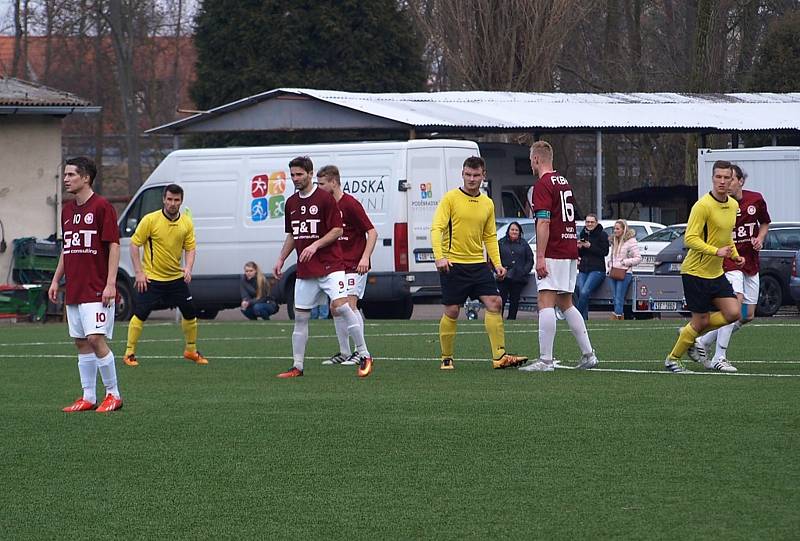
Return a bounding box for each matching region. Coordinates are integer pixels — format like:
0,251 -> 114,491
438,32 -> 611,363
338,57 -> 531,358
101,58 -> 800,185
272,157 -> 374,378
520,141 -> 598,372
316,165 -> 378,366
691,164 -> 770,371
48,157 -> 123,412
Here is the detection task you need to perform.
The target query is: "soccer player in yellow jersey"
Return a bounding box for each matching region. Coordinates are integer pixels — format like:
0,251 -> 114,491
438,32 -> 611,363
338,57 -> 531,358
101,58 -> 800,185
123,184 -> 209,367
430,156 -> 528,370
665,160 -> 744,373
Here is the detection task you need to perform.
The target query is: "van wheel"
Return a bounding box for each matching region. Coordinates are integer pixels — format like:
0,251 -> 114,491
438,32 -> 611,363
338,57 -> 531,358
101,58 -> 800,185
285,280 -> 295,320
756,275 -> 782,317
115,278 -> 134,321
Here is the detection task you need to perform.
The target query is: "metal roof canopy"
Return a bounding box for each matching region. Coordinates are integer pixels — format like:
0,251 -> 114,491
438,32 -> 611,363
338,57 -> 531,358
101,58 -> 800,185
0,77 -> 100,115
147,88 -> 800,217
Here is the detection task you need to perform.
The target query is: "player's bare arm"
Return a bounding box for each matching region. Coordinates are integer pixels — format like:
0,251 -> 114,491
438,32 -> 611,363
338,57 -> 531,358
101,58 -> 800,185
357,228 -> 378,274
753,223 -> 769,251
273,233 -> 295,278
535,218 -> 551,279
102,242 -> 120,307
130,243 -> 149,293
48,253 -> 65,303
183,249 -> 196,284
299,227 -> 343,263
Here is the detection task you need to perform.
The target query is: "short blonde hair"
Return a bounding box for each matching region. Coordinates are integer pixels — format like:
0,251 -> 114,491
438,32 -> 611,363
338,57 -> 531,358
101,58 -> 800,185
530,140 -> 553,161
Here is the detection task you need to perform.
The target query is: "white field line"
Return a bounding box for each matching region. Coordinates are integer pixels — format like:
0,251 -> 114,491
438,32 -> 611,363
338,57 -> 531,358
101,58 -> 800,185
1,353 -> 799,377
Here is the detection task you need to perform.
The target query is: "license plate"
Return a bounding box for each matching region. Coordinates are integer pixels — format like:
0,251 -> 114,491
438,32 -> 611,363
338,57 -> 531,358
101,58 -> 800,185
642,255 -> 656,264
415,251 -> 435,263
650,301 -> 679,311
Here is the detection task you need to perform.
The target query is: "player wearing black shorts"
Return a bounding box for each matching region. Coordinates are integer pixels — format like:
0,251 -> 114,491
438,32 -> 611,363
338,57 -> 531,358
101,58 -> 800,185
430,156 -> 528,370
123,184 -> 209,367
665,161 -> 744,373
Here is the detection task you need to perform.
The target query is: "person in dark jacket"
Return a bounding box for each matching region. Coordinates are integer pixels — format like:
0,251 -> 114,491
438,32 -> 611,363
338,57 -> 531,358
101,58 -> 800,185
576,213 -> 610,320
240,261 -> 278,320
497,222 -> 534,319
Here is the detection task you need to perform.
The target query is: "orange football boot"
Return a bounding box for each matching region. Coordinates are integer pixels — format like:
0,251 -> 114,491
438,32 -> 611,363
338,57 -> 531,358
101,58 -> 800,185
96,394 -> 123,412
356,356 -> 373,378
62,398 -> 96,412
184,350 -> 209,365
276,367 -> 304,378
123,353 -> 139,367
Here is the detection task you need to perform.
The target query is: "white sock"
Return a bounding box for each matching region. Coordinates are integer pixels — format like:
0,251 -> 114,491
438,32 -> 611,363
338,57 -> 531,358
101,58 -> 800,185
96,351 -> 120,399
714,320 -> 743,360
77,353 -> 97,404
563,306 -> 593,355
291,311 -> 311,371
699,328 -> 718,349
335,304 -> 369,357
538,307 -> 556,362
333,315 -> 351,355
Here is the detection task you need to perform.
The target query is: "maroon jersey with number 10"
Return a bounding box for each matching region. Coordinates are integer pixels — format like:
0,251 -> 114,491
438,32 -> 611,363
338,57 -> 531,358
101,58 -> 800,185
532,171 -> 579,259
284,186 -> 345,279
723,189 -> 770,275
61,193 -> 120,304
336,193 -> 374,273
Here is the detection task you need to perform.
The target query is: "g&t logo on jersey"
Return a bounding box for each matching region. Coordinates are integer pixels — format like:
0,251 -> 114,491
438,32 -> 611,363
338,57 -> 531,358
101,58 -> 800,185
291,219 -> 321,238
63,229 -> 98,255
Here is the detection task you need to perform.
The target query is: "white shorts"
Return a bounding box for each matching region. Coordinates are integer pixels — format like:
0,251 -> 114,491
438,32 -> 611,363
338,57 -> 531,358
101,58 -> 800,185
345,272 -> 368,299
536,258 -> 578,294
725,270 -> 760,305
66,302 -> 115,340
294,271 -> 348,310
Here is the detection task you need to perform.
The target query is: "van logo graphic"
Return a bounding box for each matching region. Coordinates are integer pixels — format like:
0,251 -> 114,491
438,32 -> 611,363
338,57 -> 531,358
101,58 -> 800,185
420,182 -> 432,199
250,172 -> 288,221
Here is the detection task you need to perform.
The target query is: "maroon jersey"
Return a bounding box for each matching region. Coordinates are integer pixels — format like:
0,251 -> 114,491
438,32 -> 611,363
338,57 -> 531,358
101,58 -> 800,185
724,189 -> 770,275
284,186 -> 345,278
61,193 -> 120,304
337,193 -> 374,272
532,171 -> 579,259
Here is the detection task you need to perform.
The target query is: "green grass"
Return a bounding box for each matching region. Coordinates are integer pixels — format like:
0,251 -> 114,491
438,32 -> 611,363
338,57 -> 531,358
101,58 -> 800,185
1,317 -> 799,540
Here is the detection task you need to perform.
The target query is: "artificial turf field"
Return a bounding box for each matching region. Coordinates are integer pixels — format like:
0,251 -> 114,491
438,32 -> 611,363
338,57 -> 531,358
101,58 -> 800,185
1,317 -> 799,540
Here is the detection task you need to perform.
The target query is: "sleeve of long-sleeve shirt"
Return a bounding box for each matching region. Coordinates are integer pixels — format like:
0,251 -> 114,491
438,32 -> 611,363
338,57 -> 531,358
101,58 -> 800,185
430,194 -> 451,260
683,203 -> 719,256
483,202 -> 501,267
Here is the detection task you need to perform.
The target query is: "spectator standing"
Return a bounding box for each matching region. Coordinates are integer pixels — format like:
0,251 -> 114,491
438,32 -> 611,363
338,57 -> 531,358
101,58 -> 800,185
576,213 -> 609,320
607,219 -> 641,319
240,261 -> 278,320
497,221 -> 533,319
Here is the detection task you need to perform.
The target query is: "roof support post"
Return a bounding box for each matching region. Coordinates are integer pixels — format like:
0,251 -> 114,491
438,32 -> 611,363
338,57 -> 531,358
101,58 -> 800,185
173,134 -> 181,151
772,134 -> 778,146
731,132 -> 739,148
596,130 -> 603,218
409,128 -> 416,140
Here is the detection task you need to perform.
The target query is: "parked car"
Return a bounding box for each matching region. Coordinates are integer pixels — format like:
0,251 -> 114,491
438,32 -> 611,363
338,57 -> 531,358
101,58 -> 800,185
635,224 -> 686,273
598,220 -> 665,241
790,249 -> 800,309
654,222 -> 800,316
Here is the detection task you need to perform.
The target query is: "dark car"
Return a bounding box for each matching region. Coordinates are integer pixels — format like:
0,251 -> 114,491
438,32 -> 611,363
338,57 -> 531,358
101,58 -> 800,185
790,249 -> 800,309
654,222 -> 800,317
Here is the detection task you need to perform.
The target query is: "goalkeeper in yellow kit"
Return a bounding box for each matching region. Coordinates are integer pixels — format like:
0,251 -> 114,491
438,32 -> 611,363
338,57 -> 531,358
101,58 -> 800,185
430,156 -> 528,370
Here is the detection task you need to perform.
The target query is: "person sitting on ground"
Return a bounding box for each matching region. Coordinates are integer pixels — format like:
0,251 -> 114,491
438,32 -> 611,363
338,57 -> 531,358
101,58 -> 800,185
240,261 -> 278,320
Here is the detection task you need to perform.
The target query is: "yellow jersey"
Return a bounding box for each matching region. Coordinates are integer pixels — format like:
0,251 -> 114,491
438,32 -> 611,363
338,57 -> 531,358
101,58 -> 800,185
681,192 -> 740,279
131,209 -> 196,281
431,188 -> 501,266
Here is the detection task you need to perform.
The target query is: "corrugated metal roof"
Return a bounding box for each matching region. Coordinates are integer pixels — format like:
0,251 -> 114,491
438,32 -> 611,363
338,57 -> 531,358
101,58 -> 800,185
148,88 -> 800,134
0,77 -> 93,107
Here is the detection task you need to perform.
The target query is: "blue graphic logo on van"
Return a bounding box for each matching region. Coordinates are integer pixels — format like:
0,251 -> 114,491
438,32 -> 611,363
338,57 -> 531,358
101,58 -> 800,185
420,182 -> 432,199
251,198 -> 268,222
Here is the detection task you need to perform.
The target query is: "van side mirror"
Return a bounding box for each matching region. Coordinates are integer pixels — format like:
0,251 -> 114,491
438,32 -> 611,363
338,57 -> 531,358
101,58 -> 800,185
125,218 -> 138,235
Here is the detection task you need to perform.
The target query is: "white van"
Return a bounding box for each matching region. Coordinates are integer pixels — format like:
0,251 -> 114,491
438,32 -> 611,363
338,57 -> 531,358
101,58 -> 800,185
114,139 -> 480,320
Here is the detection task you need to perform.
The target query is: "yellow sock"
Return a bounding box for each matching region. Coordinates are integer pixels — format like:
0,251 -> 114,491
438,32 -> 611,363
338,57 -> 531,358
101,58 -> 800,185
669,323 -> 699,360
439,314 -> 457,359
125,316 -> 144,356
181,317 -> 198,353
484,310 -> 506,360
707,311 -> 730,331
